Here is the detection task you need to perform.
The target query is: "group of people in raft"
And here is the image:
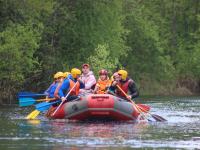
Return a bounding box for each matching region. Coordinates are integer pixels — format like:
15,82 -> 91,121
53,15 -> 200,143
44,64 -> 139,106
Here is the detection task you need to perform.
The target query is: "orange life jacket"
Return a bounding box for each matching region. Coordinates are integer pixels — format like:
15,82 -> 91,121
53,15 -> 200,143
69,79 -> 80,95
116,79 -> 131,97
96,79 -> 111,94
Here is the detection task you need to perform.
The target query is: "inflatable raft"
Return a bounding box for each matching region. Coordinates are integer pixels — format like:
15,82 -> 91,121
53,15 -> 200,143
47,94 -> 148,121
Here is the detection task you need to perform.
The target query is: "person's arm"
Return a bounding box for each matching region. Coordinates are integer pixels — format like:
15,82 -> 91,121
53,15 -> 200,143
128,80 -> 139,99
54,82 -> 63,99
44,82 -> 55,96
93,83 -> 100,94
58,79 -> 70,98
78,80 -> 85,89
108,81 -> 117,93
84,75 -> 96,90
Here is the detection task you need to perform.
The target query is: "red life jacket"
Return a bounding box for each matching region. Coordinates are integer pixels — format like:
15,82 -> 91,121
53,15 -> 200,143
69,80 -> 80,95
116,79 -> 131,97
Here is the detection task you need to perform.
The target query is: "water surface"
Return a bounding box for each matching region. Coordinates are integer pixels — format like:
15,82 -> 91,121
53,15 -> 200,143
0,96 -> 200,149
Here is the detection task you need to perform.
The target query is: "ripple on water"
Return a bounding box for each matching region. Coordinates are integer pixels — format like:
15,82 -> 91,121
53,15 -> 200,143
1,136 -> 199,149
0,97 -> 200,149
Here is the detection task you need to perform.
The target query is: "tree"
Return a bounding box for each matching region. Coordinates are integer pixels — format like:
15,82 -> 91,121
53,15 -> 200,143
0,24 -> 42,103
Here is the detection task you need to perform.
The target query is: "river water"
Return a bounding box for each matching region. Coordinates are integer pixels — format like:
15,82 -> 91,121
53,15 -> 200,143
0,96 -> 200,149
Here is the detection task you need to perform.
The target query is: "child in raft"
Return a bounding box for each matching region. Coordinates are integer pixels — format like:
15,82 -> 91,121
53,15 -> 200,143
93,69 -> 111,94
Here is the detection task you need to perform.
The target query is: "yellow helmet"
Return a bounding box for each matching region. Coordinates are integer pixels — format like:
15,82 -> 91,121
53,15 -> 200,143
71,68 -> 81,78
54,72 -> 64,79
63,72 -> 71,78
118,70 -> 128,80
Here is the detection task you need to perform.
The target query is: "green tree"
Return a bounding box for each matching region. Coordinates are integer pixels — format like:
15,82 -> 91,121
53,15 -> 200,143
87,44 -> 120,75
0,24 -> 42,103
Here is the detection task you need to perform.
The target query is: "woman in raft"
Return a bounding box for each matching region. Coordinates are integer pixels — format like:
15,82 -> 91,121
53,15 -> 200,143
93,69 -> 111,94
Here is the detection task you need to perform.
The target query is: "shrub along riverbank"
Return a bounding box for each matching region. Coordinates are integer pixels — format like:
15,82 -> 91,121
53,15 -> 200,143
0,0 -> 199,104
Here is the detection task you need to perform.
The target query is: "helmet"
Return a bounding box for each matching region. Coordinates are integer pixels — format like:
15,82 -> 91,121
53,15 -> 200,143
99,69 -> 108,75
63,72 -> 71,78
82,63 -> 90,68
54,72 -> 64,79
118,70 -> 128,80
71,68 -> 81,78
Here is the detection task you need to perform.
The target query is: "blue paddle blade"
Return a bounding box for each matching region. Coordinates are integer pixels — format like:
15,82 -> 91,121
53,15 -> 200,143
18,92 -> 46,98
18,91 -> 34,95
19,97 -> 36,107
35,100 -> 61,112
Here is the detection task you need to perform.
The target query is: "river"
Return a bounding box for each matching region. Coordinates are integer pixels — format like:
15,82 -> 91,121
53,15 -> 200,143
0,96 -> 200,149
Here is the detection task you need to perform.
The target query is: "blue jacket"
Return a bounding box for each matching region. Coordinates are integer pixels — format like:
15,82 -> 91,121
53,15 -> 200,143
58,78 -> 85,98
67,74 -> 73,80
44,82 -> 59,98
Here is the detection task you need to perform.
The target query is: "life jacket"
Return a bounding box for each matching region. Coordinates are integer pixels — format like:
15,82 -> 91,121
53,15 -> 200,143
116,79 -> 131,97
96,79 -> 111,94
69,79 -> 80,95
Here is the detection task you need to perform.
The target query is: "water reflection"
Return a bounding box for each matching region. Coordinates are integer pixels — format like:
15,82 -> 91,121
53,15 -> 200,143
0,96 -> 200,149
48,120 -> 150,140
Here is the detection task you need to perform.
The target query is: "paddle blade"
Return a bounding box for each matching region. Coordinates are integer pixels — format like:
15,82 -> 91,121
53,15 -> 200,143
152,114 -> 167,122
19,97 -> 36,107
26,110 -> 40,119
35,100 -> 60,112
18,91 -> 34,96
18,92 -> 46,98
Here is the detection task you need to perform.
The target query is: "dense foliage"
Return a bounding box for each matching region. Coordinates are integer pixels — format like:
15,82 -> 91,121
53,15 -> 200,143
0,0 -> 199,104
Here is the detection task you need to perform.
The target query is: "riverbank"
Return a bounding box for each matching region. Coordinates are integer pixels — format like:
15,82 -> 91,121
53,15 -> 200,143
139,77 -> 200,96
0,78 -> 199,105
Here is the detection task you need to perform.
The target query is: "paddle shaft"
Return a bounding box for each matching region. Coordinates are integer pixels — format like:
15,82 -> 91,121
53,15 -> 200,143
116,85 -> 166,122
19,93 -> 46,97
52,81 -> 79,116
107,89 -> 149,111
116,85 -> 150,120
36,98 -> 55,102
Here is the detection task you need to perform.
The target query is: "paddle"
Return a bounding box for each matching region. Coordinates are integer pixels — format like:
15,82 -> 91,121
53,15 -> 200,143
137,106 -> 167,122
26,100 -> 61,119
116,85 -> 166,122
18,92 -> 47,98
108,90 -> 150,112
51,81 -> 79,117
19,97 -> 55,107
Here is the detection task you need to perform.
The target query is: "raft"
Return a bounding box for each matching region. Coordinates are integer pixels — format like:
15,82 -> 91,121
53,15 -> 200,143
47,94 -> 144,121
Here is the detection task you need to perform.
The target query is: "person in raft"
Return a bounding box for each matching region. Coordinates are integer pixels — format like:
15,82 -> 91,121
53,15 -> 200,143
79,63 -> 96,93
57,68 -> 85,102
52,71 -> 73,99
109,70 -> 139,101
93,69 -> 111,94
44,72 -> 65,99
63,71 -> 72,79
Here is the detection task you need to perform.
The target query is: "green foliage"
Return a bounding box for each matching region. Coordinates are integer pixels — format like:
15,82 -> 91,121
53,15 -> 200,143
0,0 -> 200,104
120,0 -> 200,94
123,0 -> 175,81
0,24 -> 42,82
87,44 -> 119,76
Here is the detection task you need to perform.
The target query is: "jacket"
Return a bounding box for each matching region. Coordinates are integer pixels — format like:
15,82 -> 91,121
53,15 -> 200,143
95,78 -> 111,94
109,78 -> 139,99
80,71 -> 96,90
58,78 -> 85,98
